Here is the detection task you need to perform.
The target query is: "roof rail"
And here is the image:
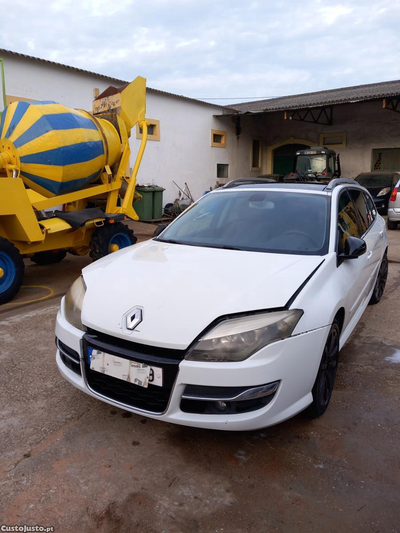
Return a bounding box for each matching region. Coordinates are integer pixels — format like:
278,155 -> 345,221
223,178 -> 276,189
324,178 -> 357,191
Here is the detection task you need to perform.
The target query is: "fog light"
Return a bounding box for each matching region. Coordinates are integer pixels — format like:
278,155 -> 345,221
215,401 -> 229,412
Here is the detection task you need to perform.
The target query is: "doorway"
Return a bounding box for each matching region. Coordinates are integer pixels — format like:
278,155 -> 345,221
273,143 -> 310,175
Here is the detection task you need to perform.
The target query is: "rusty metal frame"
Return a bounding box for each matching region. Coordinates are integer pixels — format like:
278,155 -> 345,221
284,106 -> 333,126
383,98 -> 400,114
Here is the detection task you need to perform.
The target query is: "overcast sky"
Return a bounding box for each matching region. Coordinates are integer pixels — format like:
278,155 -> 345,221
1,0 -> 400,105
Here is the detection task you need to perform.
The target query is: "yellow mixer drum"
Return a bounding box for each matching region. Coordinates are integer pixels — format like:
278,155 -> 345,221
0,100 -> 120,197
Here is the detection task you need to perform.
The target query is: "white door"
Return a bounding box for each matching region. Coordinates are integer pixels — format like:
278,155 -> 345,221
348,188 -> 384,296
336,189 -> 372,320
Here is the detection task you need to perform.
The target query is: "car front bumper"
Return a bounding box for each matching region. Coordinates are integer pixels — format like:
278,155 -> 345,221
56,299 -> 330,431
372,196 -> 389,212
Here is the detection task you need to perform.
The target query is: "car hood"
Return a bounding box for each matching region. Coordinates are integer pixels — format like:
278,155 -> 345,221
81,240 -> 324,349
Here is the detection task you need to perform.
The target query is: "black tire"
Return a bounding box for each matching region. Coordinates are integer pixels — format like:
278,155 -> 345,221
369,253 -> 388,305
89,222 -> 137,262
31,250 -> 67,265
0,237 -> 25,305
387,219 -> 397,230
306,320 -> 340,418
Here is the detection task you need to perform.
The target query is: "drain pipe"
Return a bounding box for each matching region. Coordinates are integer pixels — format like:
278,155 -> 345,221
0,58 -> 7,111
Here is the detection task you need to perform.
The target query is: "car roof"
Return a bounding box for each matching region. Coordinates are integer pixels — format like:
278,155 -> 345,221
219,179 -> 366,194
222,183 -> 327,191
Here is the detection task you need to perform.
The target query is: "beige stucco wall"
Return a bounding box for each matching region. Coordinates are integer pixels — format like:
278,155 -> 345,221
219,99 -> 400,179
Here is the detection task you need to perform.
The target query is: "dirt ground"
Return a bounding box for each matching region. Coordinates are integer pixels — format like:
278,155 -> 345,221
0,222 -> 399,533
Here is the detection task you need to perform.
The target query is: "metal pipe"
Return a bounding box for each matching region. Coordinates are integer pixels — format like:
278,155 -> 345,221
121,120 -> 148,213
0,58 -> 7,110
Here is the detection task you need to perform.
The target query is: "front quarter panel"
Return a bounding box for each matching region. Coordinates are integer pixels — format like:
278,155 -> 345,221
291,253 -> 348,335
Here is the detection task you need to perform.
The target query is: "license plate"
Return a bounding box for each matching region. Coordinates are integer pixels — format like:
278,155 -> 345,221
88,348 -> 163,388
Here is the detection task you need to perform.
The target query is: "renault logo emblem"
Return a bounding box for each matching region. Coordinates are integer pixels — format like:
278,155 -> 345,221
126,308 -> 143,331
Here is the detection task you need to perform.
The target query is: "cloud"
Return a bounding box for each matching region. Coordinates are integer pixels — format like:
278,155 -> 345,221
0,0 -> 399,105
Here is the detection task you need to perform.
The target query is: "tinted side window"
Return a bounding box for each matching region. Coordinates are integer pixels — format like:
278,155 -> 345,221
348,189 -> 368,235
364,192 -> 376,227
338,190 -> 360,253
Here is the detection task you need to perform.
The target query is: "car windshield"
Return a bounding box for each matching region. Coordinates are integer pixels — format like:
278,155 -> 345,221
356,174 -> 393,187
157,189 -> 330,255
296,155 -> 327,175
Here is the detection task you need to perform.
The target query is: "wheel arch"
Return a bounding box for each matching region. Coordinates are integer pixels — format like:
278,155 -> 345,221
334,307 -> 345,335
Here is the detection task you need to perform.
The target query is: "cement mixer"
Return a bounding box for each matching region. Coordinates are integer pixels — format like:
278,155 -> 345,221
0,72 -> 150,304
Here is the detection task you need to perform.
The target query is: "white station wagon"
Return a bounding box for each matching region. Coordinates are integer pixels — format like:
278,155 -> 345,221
55,178 -> 388,431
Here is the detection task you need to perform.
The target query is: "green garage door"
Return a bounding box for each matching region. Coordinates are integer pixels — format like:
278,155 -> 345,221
273,143 -> 309,175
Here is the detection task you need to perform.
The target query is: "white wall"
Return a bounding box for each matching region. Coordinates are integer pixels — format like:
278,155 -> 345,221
2,52 -> 119,110
1,51 -> 233,205
132,92 -> 232,203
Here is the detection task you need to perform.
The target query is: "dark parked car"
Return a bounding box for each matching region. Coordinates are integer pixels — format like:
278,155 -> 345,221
355,172 -> 400,215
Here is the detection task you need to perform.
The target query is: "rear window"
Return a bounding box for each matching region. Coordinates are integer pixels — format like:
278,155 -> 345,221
356,174 -> 393,187
157,190 -> 330,255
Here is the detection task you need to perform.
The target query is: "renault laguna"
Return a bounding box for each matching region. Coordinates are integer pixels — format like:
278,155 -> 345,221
55,179 -> 388,431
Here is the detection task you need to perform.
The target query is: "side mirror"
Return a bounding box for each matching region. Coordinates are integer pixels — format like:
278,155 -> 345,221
153,223 -> 168,237
339,236 -> 367,260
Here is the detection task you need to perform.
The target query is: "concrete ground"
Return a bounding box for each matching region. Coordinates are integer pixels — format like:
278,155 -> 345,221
0,225 -> 399,533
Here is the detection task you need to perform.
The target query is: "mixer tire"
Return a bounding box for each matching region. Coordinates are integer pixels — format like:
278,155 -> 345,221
0,238 -> 25,305
31,250 -> 67,265
89,223 -> 137,261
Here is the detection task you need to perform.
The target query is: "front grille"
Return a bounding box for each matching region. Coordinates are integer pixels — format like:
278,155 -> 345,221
57,338 -> 81,376
82,330 -> 184,413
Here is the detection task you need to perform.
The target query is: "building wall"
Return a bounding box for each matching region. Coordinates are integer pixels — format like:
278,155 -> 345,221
1,51 -> 230,204
2,52 -> 116,110
3,50 -> 400,206
219,100 -> 400,179
133,93 -> 231,203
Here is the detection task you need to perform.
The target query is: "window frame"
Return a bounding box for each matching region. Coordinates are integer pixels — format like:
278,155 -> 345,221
319,132 -> 347,149
336,187 -> 377,257
211,129 -> 227,148
336,189 -> 361,255
216,163 -> 229,179
363,192 -> 377,228
136,119 -> 160,141
347,187 -> 374,237
250,138 -> 262,171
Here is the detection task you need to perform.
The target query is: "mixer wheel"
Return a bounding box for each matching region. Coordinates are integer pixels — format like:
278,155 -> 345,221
31,250 -> 67,265
89,223 -> 137,261
0,238 -> 25,305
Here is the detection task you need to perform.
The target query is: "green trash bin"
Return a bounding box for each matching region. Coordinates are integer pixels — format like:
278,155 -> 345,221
152,186 -> 165,219
134,186 -> 154,221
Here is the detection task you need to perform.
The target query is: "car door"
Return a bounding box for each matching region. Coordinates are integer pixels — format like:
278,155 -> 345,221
348,188 -> 383,290
336,189 -> 372,320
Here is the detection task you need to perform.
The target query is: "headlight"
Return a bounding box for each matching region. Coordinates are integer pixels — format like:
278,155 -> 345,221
64,276 -> 86,330
377,187 -> 390,197
185,309 -> 303,362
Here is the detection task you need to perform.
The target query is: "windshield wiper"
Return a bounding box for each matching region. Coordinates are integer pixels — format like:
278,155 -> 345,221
155,238 -> 180,244
155,239 -> 244,251
221,244 -> 244,250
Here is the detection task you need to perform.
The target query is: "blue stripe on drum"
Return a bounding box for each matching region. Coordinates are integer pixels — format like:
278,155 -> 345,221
21,170 -> 102,195
20,140 -> 104,166
3,101 -> 30,139
0,110 -> 6,138
13,113 -> 98,148
28,101 -> 57,105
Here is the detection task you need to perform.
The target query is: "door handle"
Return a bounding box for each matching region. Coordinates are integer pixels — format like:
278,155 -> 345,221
367,251 -> 373,260
379,230 -> 384,238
